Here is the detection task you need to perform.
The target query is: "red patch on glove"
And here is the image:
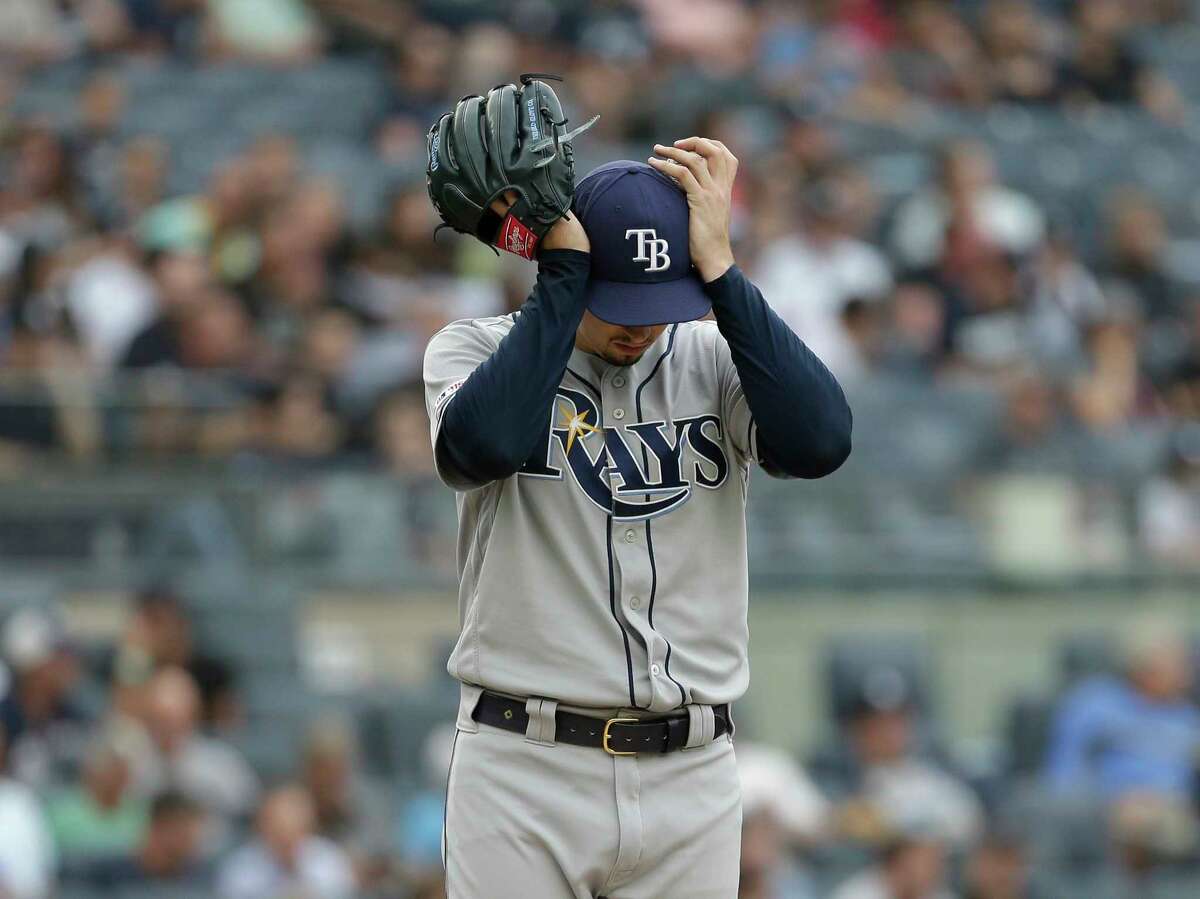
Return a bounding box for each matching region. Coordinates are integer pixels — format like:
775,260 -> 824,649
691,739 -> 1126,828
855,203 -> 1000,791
496,214 -> 539,259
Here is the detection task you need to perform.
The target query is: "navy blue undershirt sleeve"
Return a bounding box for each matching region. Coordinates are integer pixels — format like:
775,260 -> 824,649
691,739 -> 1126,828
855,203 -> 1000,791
437,249 -> 591,484
705,264 -> 852,479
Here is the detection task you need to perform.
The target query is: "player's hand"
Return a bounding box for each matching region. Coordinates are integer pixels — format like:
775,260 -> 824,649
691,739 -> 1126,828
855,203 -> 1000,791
490,190 -> 590,255
648,137 -> 737,283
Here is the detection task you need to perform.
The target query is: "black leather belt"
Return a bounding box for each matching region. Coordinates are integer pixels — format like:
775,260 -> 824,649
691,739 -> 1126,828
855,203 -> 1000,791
473,691 -> 730,755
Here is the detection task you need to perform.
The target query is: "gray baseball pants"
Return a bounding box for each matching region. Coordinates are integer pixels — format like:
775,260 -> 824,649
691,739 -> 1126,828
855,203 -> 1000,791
443,686 -> 742,899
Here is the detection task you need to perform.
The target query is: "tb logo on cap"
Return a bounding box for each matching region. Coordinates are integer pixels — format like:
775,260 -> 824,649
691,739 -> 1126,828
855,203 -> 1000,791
626,229 -> 670,273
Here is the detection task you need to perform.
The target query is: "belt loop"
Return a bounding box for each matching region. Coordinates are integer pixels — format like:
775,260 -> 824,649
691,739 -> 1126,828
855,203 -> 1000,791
456,684 -> 483,734
524,697 -> 558,747
683,704 -> 715,750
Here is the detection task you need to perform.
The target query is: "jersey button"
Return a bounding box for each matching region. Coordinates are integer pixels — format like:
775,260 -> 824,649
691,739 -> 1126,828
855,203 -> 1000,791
623,528 -> 637,544
612,375 -> 626,388
630,596 -> 641,610
650,664 -> 661,676
612,408 -> 625,420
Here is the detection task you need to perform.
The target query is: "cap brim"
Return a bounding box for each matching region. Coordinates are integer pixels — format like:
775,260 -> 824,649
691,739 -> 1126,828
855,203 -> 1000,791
584,274 -> 711,327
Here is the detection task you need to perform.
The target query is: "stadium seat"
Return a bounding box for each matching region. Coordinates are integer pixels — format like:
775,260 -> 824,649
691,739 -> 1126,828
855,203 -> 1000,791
1058,631 -> 1116,685
1004,692 -> 1056,778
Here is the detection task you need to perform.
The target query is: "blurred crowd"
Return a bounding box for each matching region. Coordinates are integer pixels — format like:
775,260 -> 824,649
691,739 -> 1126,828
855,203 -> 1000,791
1,0 -> 1198,564
5,590 -> 1200,898
0,589 -> 452,899
739,617 -> 1200,898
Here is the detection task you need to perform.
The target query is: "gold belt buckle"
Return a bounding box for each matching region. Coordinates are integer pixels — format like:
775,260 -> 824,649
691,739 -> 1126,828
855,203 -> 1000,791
602,717 -> 638,756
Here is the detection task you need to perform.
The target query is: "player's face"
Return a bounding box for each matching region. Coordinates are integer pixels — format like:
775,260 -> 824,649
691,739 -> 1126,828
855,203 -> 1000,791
576,312 -> 667,366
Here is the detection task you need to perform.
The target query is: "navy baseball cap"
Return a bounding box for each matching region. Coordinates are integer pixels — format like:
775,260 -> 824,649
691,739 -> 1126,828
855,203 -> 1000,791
573,160 -> 711,327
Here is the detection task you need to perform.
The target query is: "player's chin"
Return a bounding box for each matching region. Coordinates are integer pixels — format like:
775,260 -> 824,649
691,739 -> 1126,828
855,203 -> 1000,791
607,341 -> 652,363
604,348 -> 648,365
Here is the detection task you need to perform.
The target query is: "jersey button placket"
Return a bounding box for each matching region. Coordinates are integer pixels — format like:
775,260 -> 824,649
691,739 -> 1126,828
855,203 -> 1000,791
623,528 -> 637,544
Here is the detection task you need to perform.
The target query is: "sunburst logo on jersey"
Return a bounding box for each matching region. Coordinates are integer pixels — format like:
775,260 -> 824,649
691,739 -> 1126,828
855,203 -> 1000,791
557,400 -> 601,455
519,387 -> 729,522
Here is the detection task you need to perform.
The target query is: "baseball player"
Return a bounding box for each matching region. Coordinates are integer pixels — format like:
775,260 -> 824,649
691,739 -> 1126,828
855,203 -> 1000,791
423,79 -> 851,899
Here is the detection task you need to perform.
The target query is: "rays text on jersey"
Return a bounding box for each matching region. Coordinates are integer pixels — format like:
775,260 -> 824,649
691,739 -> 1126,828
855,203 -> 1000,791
518,388 -> 729,521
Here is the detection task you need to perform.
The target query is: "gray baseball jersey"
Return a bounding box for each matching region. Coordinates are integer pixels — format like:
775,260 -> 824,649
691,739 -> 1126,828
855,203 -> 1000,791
424,317 -> 758,713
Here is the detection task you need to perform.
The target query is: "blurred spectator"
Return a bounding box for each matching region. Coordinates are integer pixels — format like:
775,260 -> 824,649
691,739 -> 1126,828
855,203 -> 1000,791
127,666 -> 259,820
0,266 -> 103,467
64,232 -> 158,369
121,0 -> 205,54
203,0 -> 323,64
0,124 -> 81,252
979,0 -> 1063,106
754,2 -> 886,116
301,716 -> 389,872
1138,424 -> 1200,565
891,1 -> 988,107
234,373 -> 344,467
1162,303 -> 1200,417
839,297 -> 886,378
0,0 -> 128,69
1105,792 -> 1198,894
217,782 -> 356,899
373,382 -> 435,475
754,174 -> 892,379
879,280 -> 948,377
1069,317 -> 1157,434
0,607 -> 90,789
944,253 -> 1028,375
0,725 -> 55,899
1024,226 -> 1108,377
120,248 -> 213,369
889,140 -> 1043,275
961,828 -> 1034,899
832,667 -> 983,849
1059,0 -> 1183,121
46,727 -> 147,861
984,373 -> 1074,473
71,72 -> 127,222
73,789 -> 209,890
832,831 -> 956,899
1044,616 -> 1200,801
737,742 -> 828,899
1101,188 -> 1181,322
108,588 -> 241,731
379,23 -> 454,160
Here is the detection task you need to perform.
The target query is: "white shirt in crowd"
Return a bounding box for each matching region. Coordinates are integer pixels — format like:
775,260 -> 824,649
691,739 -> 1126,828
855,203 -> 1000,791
217,836 -> 356,899
66,252 -> 157,369
753,233 -> 892,380
132,732 -> 261,819
889,185 -> 1044,272
862,758 -> 985,848
0,778 -> 55,899
832,868 -> 958,899
1139,476 -> 1200,562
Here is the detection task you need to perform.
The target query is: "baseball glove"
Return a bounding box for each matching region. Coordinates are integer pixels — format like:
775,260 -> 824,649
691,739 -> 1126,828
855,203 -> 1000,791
426,74 -> 597,259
